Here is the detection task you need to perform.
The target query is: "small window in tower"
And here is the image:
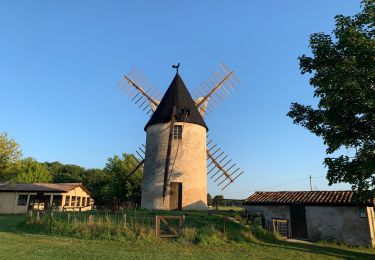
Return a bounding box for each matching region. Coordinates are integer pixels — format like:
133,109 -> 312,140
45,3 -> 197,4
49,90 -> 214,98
173,125 -> 182,139
181,108 -> 190,116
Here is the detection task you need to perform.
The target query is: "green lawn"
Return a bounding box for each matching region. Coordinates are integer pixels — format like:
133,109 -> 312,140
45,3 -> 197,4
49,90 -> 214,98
0,214 -> 374,259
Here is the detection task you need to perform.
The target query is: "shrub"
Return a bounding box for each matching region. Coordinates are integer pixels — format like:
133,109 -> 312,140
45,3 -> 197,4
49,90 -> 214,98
24,210 -> 279,245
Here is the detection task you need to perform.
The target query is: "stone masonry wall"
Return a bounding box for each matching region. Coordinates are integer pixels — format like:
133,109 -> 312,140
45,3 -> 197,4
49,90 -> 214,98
141,122 -> 207,210
244,205 -> 290,230
305,206 -> 372,247
245,204 -> 374,247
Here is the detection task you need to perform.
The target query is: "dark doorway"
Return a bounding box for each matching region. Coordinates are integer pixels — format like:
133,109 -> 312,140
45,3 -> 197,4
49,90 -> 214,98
169,182 -> 182,210
290,205 -> 308,239
52,195 -> 63,208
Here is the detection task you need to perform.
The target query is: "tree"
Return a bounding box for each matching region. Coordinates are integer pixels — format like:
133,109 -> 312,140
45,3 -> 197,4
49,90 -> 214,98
104,153 -> 143,204
212,195 -> 224,210
44,161 -> 111,205
47,162 -> 87,183
15,158 -> 52,183
0,132 -> 22,182
83,168 -> 110,206
287,0 -> 375,199
207,193 -> 212,206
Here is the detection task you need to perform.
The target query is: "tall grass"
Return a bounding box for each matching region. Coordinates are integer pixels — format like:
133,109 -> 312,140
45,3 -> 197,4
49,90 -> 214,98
25,210 -> 157,242
24,209 -> 277,245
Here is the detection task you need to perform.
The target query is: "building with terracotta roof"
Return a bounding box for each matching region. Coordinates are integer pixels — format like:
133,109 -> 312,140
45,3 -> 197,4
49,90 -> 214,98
0,183 -> 93,214
244,190 -> 375,248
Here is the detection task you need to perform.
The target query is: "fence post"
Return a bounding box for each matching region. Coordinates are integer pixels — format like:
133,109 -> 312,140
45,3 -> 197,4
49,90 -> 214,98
222,216 -> 227,233
123,214 -> 127,227
155,215 -> 159,236
88,215 -> 94,225
36,211 -> 40,222
180,215 -> 185,235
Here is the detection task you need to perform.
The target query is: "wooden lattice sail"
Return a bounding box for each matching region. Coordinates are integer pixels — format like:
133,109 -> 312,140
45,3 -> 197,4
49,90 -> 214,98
116,63 -> 245,210
116,69 -> 161,114
192,64 -> 240,116
206,138 -> 244,190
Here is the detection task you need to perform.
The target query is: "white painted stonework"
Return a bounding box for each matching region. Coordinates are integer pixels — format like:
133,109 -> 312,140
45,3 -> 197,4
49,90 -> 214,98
141,122 -> 207,210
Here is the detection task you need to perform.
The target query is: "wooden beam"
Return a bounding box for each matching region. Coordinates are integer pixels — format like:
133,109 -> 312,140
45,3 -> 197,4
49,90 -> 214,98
162,106 -> 177,201
207,149 -> 233,181
124,75 -> 158,106
196,71 -> 233,107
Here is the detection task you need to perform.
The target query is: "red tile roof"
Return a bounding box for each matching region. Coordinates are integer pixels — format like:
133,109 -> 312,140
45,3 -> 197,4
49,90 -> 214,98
244,191 -> 374,206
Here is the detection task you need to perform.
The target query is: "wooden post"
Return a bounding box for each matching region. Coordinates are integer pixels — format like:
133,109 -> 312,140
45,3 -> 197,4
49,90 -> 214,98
88,215 -> 94,225
180,215 -> 185,235
50,195 -> 53,208
155,215 -> 160,236
162,106 -> 177,201
223,216 -> 227,233
123,214 -> 127,227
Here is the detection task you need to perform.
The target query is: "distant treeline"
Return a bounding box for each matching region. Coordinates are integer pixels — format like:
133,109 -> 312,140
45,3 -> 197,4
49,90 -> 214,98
221,199 -> 245,207
0,132 -> 142,206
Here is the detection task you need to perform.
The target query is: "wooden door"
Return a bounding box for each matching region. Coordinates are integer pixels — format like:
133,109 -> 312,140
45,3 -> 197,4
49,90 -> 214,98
169,182 -> 182,210
290,205 -> 308,239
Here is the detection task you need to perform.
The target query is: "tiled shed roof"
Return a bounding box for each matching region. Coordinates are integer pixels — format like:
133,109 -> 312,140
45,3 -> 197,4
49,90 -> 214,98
244,191 -> 374,206
0,183 -> 91,195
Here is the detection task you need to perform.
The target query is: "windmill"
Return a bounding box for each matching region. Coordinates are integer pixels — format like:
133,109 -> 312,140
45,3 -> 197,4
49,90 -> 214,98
116,64 -> 244,210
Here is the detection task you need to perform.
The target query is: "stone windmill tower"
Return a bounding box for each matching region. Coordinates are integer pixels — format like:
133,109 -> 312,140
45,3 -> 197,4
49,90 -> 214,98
116,64 -> 244,210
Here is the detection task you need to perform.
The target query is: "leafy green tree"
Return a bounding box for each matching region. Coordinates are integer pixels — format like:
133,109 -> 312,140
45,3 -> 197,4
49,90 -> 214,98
15,157 -> 52,183
44,161 -> 111,205
0,132 -> 22,182
47,162 -> 86,183
287,0 -> 375,199
104,153 -> 143,204
212,195 -> 224,210
207,193 -> 213,206
83,168 -> 110,206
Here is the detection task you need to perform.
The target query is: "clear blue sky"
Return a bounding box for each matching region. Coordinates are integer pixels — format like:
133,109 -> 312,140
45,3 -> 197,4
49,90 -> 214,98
0,1 -> 362,199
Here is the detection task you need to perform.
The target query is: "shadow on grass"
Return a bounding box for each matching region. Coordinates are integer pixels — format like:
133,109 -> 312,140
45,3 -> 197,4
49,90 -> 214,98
253,233 -> 375,259
261,240 -> 374,259
0,214 -> 26,233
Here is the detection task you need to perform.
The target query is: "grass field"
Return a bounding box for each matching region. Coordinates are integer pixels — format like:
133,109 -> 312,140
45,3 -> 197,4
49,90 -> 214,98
0,213 -> 375,259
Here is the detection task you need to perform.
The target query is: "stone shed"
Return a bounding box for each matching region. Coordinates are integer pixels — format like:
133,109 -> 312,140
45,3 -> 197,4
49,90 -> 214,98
244,191 -> 375,248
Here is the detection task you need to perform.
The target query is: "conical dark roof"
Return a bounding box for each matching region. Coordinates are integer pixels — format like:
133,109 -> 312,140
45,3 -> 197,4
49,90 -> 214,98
144,73 -> 208,131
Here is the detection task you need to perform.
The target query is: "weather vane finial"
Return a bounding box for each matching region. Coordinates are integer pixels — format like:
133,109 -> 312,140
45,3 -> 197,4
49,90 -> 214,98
172,63 -> 180,72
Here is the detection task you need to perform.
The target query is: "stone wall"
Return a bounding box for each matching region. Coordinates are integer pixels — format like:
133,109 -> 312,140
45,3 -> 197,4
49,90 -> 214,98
141,122 -> 207,210
305,206 -> 372,247
244,204 -> 375,247
244,205 -> 290,230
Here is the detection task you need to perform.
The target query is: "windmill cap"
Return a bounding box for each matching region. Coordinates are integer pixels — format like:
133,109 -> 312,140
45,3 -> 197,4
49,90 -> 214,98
144,72 -> 208,131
